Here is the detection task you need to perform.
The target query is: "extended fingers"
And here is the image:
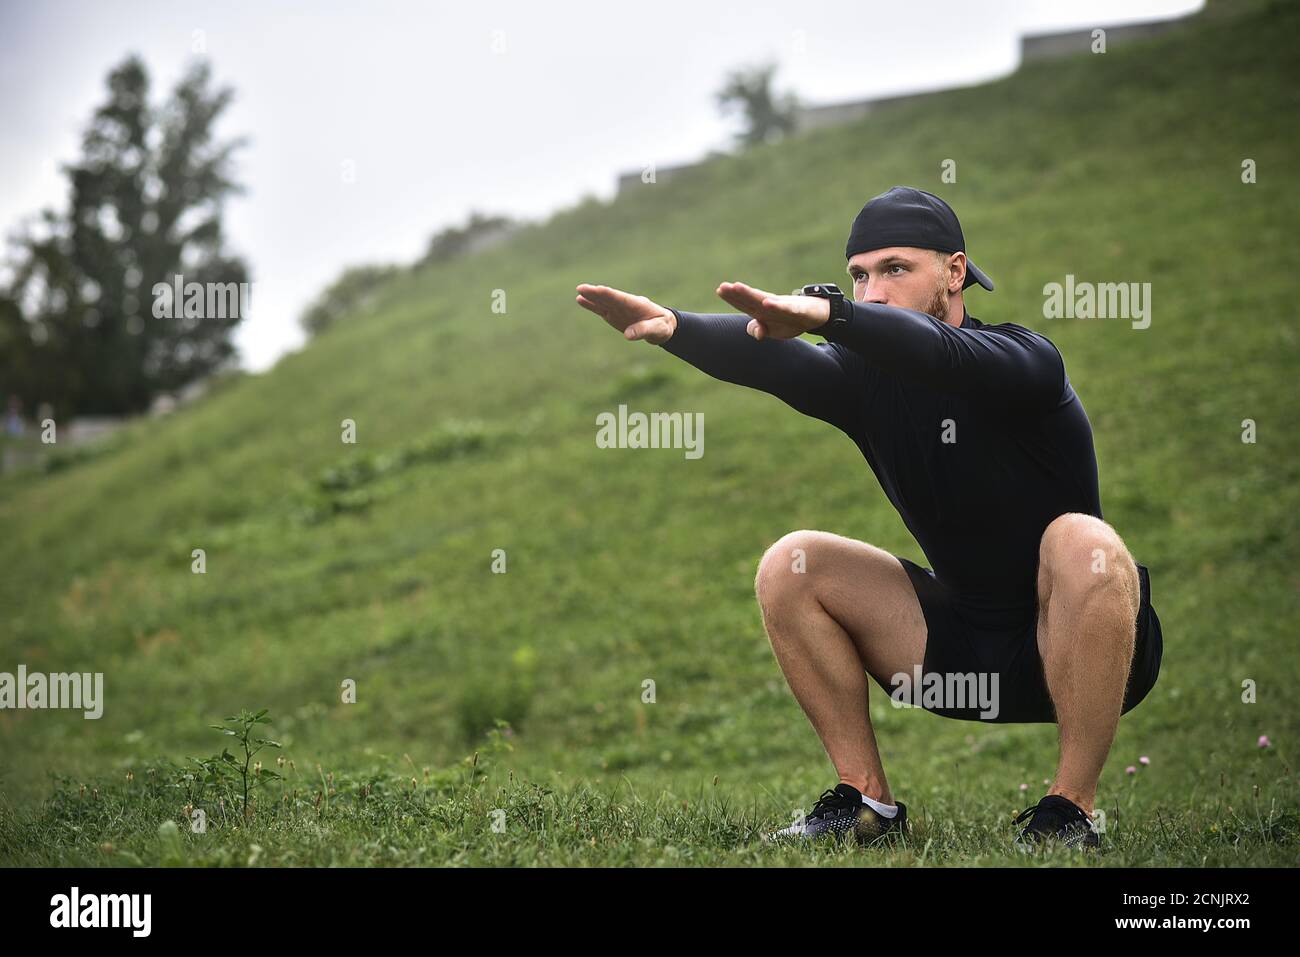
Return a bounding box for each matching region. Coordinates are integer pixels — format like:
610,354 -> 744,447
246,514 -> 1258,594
578,283 -> 637,309
717,280 -> 782,317
716,284 -> 760,314
575,294 -> 604,316
576,283 -> 616,311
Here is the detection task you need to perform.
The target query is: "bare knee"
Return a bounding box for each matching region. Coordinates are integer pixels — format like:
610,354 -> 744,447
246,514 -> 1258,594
755,529 -> 829,612
1038,513 -> 1140,621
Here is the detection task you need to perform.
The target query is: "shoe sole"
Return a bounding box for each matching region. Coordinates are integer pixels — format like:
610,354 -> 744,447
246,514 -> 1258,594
1014,833 -> 1101,852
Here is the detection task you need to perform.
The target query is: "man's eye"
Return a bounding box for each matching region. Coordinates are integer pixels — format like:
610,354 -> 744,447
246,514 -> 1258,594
888,264 -> 905,275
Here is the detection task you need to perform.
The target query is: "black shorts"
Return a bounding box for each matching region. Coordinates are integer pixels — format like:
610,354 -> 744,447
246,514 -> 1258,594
870,556 -> 1164,724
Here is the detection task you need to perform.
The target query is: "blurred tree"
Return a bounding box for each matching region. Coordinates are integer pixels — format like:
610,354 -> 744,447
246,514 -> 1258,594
299,263 -> 402,337
0,55 -> 249,417
716,62 -> 800,148
298,211 -> 520,339
417,211 -> 518,268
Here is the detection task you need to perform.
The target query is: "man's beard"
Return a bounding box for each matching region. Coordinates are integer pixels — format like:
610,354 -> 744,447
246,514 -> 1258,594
921,275 -> 950,322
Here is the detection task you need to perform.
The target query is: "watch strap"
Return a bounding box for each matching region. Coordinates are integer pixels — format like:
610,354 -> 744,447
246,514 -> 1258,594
817,292 -> 851,337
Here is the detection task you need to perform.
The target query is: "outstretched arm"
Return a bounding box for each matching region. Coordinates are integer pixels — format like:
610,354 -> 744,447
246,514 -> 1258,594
715,281 -> 1065,408
821,302 -> 1064,406
660,308 -> 864,433
575,283 -> 864,434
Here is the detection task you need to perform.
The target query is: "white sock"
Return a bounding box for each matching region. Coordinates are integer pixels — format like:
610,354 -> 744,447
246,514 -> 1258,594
862,793 -> 899,818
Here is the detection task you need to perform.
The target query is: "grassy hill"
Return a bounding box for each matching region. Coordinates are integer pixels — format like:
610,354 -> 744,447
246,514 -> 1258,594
1,0 -> 1297,865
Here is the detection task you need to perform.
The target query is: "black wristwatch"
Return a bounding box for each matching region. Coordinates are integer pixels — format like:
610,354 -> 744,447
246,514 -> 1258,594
796,282 -> 852,336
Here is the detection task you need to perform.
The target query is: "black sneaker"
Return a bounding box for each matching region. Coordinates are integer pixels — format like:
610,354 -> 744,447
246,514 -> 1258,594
1013,794 -> 1100,851
764,783 -> 908,845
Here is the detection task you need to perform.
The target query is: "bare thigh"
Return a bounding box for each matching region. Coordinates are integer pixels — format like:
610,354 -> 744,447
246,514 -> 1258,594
759,530 -> 929,686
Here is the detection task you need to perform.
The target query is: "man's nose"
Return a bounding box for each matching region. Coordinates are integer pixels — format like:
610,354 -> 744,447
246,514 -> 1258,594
863,281 -> 889,305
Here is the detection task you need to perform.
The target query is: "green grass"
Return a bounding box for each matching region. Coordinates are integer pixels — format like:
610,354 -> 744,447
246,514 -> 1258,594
1,0 -> 1298,866
4,741 -> 1295,867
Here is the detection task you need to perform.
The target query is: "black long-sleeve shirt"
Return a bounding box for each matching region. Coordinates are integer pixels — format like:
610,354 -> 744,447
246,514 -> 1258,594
659,300 -> 1102,614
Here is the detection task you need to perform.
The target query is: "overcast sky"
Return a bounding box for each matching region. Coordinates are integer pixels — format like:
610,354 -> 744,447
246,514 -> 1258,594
0,0 -> 1202,371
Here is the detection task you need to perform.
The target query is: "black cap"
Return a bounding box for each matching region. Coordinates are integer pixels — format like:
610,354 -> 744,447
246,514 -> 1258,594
845,186 -> 994,291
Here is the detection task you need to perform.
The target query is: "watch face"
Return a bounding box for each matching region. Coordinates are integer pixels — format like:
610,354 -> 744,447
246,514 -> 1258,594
801,283 -> 842,297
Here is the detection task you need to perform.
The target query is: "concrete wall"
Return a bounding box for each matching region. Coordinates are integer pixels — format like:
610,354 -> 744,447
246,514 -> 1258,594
615,8 -> 1202,194
615,156 -> 727,194
1021,15 -> 1196,62
788,87 -> 965,136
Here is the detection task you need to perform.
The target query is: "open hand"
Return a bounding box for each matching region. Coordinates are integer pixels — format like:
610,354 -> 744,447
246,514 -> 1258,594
715,281 -> 830,340
575,284 -> 677,344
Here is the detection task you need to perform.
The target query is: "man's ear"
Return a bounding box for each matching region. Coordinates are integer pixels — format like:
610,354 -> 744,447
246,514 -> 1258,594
946,251 -> 967,293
